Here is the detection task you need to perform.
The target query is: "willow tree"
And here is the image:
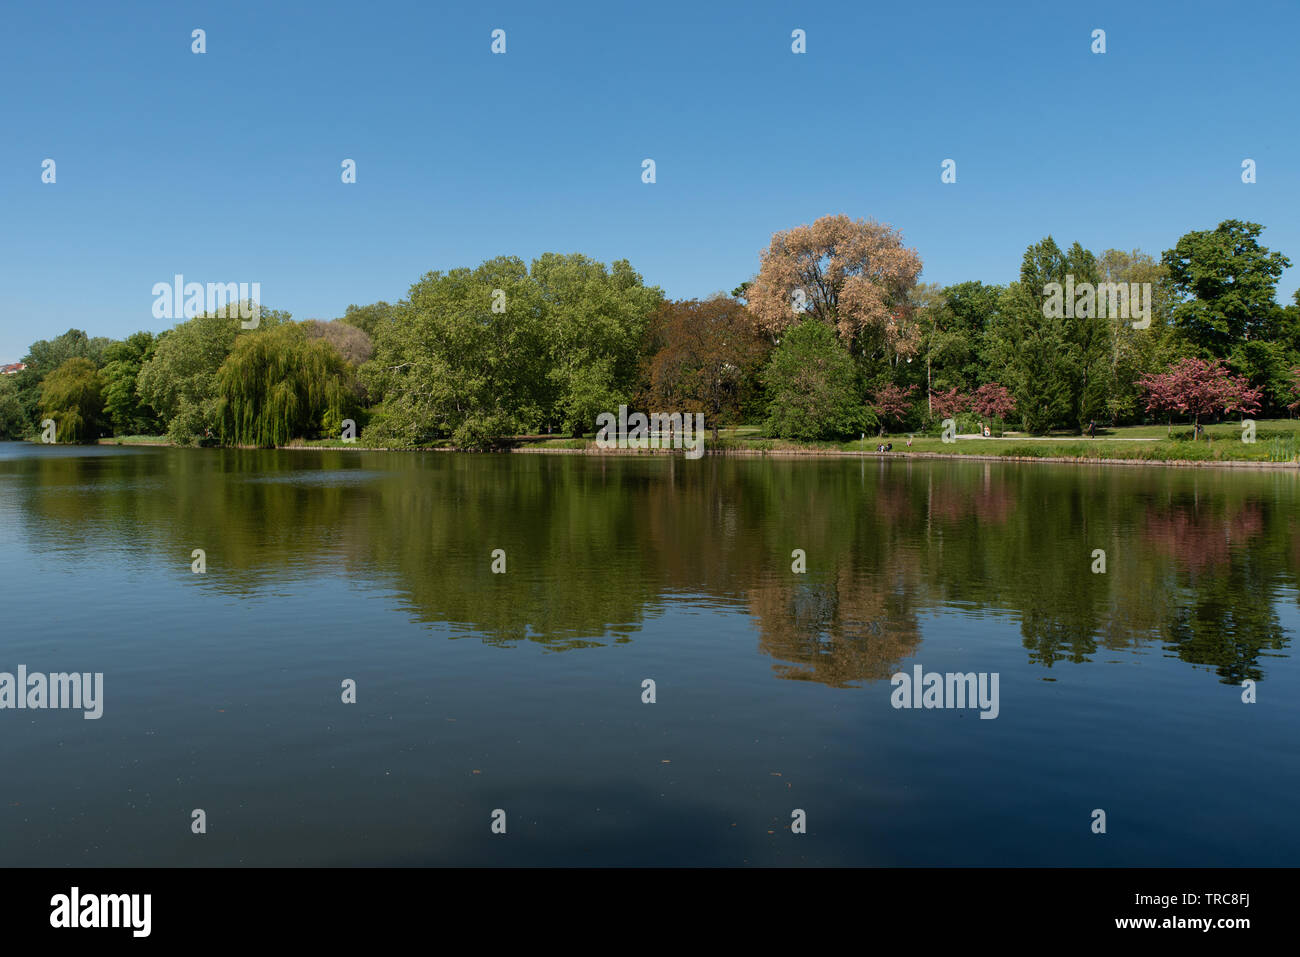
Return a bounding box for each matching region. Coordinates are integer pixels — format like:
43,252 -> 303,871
217,324 -> 351,447
38,357 -> 108,443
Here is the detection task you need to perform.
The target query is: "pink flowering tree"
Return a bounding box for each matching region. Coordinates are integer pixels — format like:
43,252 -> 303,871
871,383 -> 916,434
929,387 -> 969,422
1139,357 -> 1261,438
970,382 -> 1016,435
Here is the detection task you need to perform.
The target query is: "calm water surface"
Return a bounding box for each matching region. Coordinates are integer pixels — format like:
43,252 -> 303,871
1,441 -> 1297,865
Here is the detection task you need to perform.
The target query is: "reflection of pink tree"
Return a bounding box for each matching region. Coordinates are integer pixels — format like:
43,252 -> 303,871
929,388 -> 968,421
1144,502 -> 1263,574
872,383 -> 915,435
1139,358 -> 1261,439
930,482 -> 1015,525
970,383 -> 1016,435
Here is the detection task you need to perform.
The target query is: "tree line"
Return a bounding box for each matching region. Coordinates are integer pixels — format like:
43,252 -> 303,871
2,216 -> 1298,447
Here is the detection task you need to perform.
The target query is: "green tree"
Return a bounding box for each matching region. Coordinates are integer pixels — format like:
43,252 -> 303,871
531,253 -> 664,435
216,323 -> 352,447
1162,220 -> 1292,358
363,257 -> 549,448
1095,249 -> 1181,424
761,320 -> 871,440
137,308 -> 288,444
1059,242 -> 1113,430
907,282 -> 950,418
38,357 -> 107,443
989,239 -> 1073,433
338,301 -> 399,339
989,238 -> 1110,433
101,332 -> 163,435
11,329 -> 113,432
1230,339 -> 1295,416
943,280 -> 1004,390
0,375 -> 28,439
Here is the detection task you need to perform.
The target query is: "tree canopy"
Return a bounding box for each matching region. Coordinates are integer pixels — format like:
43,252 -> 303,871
746,215 -> 922,359
217,323 -> 353,447
39,357 -> 107,443
4,218 -> 1297,449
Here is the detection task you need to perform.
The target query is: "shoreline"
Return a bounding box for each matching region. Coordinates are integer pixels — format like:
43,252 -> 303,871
513,446 -> 1300,470
89,438 -> 1300,470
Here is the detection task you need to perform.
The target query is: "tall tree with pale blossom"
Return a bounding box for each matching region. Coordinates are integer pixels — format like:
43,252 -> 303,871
746,215 -> 923,359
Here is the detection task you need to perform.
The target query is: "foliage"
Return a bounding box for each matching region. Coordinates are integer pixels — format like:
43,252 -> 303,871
337,301 -> 399,338
871,383 -> 916,432
531,253 -> 664,435
988,237 -> 1112,434
137,307 -> 288,444
914,280 -> 1003,396
10,329 -> 113,433
1162,220 -> 1292,358
970,382 -> 1016,421
7,219 -> 1298,452
928,387 -> 969,421
1139,357 -> 1262,436
1228,339 -> 1295,416
761,320 -> 871,440
217,323 -> 352,447
746,215 -> 922,359
640,296 -> 770,437
38,357 -> 107,443
362,257 -> 548,448
0,375 -> 29,438
302,319 -> 374,366
1095,248 -> 1178,423
101,331 -> 163,435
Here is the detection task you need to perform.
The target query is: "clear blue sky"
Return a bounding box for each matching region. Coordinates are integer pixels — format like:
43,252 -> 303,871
2,0 -> 1297,362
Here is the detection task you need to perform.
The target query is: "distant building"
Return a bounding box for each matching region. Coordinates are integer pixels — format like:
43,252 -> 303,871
0,362 -> 26,375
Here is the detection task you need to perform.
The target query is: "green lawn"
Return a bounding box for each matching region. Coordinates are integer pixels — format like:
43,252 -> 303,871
97,419 -> 1300,463
100,435 -> 170,446
527,419 -> 1300,464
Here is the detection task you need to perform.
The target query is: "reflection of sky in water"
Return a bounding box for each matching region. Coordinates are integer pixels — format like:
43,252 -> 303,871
0,444 -> 1297,866
241,470 -> 386,486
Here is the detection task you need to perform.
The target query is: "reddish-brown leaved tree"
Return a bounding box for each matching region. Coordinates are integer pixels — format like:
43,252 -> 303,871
641,296 -> 771,439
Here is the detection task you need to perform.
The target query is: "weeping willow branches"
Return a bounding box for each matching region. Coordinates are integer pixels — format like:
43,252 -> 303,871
216,324 -> 353,447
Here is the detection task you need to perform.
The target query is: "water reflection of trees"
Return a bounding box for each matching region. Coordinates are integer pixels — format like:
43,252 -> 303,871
5,449 -> 1296,685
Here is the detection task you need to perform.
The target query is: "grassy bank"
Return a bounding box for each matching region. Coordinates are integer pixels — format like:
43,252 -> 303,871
94,420 -> 1300,466
520,420 -> 1300,465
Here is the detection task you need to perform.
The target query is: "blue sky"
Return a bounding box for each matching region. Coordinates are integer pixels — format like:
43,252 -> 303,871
2,0 -> 1297,362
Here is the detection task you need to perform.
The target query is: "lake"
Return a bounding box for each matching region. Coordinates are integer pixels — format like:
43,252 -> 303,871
1,441 -> 1297,866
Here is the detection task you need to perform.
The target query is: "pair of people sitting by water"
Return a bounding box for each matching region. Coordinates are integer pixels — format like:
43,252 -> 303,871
876,442 -> 893,453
